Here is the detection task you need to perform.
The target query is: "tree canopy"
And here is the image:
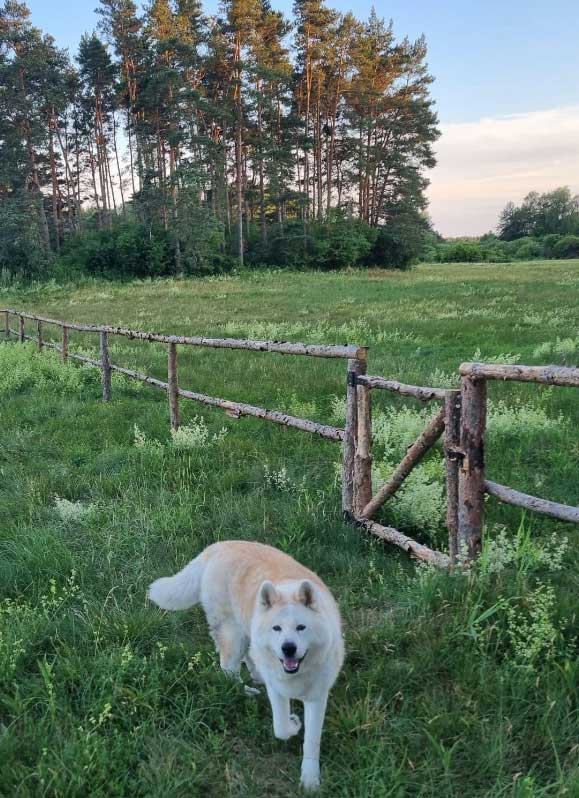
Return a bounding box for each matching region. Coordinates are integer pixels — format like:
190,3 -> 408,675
0,0 -> 440,279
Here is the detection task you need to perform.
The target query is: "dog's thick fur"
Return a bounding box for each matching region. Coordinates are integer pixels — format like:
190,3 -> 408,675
148,540 -> 344,791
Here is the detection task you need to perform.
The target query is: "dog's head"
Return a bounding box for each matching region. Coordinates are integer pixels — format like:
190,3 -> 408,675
254,579 -> 329,675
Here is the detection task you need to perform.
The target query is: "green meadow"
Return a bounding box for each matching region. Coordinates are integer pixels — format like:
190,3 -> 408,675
2,260 -> 579,797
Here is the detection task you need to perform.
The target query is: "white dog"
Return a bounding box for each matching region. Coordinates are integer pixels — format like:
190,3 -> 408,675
148,540 -> 345,791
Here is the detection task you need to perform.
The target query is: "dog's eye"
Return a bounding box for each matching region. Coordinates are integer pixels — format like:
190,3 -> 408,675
296,625 -> 306,632
272,625 -> 282,632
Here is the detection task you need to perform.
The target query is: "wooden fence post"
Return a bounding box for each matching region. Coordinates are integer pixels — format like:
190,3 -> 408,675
168,342 -> 180,430
100,331 -> 112,402
18,315 -> 24,343
354,374 -> 373,515
37,320 -> 43,351
343,355 -> 366,517
61,325 -> 69,362
458,376 -> 486,559
4,311 -> 9,340
444,390 -> 461,564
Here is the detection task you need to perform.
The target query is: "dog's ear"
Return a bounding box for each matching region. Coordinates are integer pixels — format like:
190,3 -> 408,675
259,580 -> 278,609
297,580 -> 316,608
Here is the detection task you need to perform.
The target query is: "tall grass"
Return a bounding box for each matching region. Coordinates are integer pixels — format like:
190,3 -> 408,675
1,261 -> 579,797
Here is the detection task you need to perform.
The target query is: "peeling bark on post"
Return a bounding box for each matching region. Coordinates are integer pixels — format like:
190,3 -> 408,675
168,342 -> 180,430
100,331 -> 111,402
19,315 -> 24,343
61,326 -> 69,362
458,376 -> 486,559
362,406 -> 446,519
354,377 -> 372,515
444,390 -> 462,564
342,355 -> 367,516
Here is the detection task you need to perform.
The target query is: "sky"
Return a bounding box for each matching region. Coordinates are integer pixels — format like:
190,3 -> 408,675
26,0 -> 579,236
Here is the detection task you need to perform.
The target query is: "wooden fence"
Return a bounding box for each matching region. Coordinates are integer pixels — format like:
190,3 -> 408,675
3,308 -> 579,568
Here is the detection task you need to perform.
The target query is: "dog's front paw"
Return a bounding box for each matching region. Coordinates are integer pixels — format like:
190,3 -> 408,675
300,758 -> 320,792
274,713 -> 302,740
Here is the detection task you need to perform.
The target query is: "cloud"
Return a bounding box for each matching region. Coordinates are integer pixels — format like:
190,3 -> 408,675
427,105 -> 579,237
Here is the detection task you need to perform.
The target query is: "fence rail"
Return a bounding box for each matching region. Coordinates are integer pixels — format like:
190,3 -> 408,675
4,308 -> 579,568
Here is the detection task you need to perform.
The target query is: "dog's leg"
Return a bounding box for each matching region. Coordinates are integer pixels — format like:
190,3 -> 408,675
243,653 -> 264,685
266,684 -> 302,740
216,622 -> 246,680
300,692 -> 329,792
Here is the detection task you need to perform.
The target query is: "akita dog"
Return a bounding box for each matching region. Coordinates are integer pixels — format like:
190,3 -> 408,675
148,540 -> 344,792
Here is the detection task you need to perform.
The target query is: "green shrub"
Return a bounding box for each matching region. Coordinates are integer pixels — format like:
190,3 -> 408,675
512,238 -> 543,260
542,233 -> 563,258
553,235 -> 579,259
439,241 -> 482,262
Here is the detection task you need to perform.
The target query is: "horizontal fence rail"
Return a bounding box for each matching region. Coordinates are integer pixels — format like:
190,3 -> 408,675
484,480 -> 579,524
4,309 -> 579,569
2,309 -> 365,360
357,375 -> 447,401
460,361 -> 579,388
2,309 -> 347,443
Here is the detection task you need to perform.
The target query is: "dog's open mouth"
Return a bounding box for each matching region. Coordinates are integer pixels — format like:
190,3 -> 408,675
280,653 -> 306,674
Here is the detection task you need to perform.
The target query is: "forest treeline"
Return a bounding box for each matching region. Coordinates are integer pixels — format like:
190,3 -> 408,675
0,0 -> 439,280
425,188 -> 579,264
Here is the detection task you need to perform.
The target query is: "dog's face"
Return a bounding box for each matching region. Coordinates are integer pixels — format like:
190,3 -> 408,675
254,580 -> 329,675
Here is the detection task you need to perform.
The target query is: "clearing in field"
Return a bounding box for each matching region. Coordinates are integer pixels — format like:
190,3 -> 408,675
2,261 -> 579,797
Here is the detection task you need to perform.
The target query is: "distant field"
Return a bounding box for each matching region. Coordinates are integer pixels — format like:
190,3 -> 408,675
2,260 -> 579,797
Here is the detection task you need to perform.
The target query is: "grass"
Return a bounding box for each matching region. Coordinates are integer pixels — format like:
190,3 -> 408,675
1,260 -> 579,797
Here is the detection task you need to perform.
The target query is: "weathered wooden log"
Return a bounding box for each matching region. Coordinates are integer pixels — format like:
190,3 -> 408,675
343,359 -> 364,515
68,351 -> 101,367
61,326 -> 69,362
18,315 -> 24,343
458,376 -> 486,559
0,309 -> 365,360
108,363 -> 167,389
168,342 -> 180,430
100,331 -> 112,402
357,375 -> 446,401
4,311 -> 9,340
352,516 -> 451,568
354,376 -> 373,515
362,406 -> 446,520
444,390 -> 462,564
485,480 -> 579,524
107,363 -> 345,441
460,362 -> 579,388
37,320 -> 43,351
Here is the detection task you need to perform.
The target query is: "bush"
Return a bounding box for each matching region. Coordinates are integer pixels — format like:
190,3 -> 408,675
438,241 -> 482,263
511,238 -> 543,260
483,244 -> 511,263
542,233 -> 563,258
369,211 -> 427,269
247,216 -> 378,270
553,235 -> 579,259
57,221 -> 174,278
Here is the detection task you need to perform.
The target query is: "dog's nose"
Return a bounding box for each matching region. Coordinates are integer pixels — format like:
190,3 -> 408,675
281,641 -> 297,657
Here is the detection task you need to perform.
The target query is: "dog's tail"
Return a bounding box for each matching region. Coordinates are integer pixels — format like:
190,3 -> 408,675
148,554 -> 205,610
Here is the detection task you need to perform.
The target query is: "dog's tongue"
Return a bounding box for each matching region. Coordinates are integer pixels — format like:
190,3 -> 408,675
284,657 -> 299,672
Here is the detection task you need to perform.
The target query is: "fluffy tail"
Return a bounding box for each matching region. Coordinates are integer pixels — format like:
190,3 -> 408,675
148,554 -> 205,610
